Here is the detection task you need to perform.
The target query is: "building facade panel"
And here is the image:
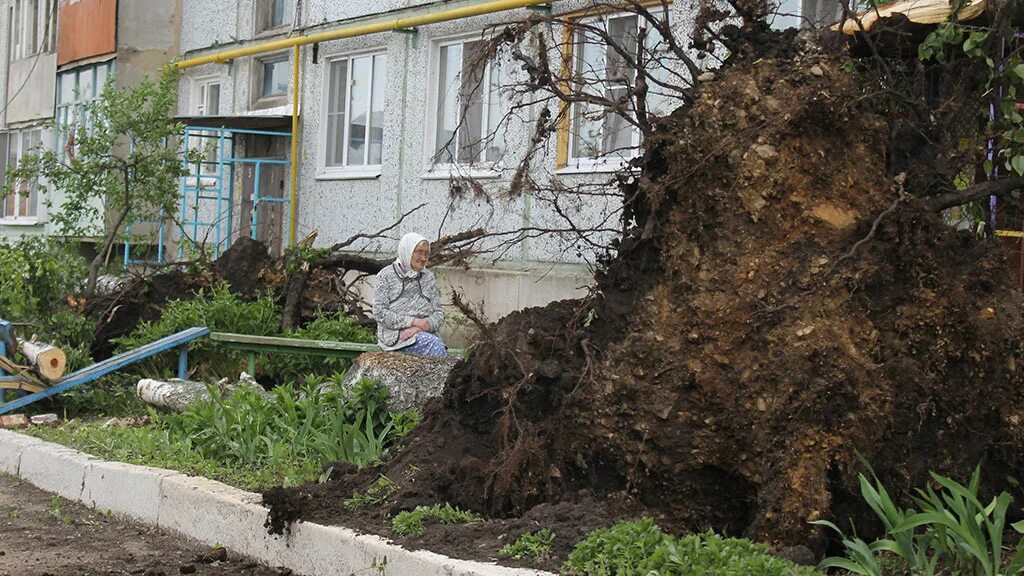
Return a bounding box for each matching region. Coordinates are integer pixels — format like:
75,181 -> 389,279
56,0 -> 115,67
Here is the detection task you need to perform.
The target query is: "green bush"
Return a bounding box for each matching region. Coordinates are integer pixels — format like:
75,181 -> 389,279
814,466 -> 1024,576
112,282 -> 279,377
391,503 -> 483,537
0,238 -> 85,323
163,376 -> 418,470
266,311 -> 375,381
563,518 -> 821,576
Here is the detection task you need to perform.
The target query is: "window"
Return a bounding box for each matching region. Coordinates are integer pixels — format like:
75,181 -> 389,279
566,13 -> 674,168
0,128 -> 43,221
255,54 -> 289,102
9,0 -> 55,61
770,0 -> 842,29
56,61 -> 115,161
430,37 -> 503,167
255,0 -> 292,33
192,78 -> 222,175
322,52 -> 387,175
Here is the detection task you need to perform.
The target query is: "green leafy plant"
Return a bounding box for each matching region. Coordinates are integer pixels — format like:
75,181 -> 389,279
163,376 -> 417,470
344,475 -> 398,511
499,528 -> 556,562
391,503 -> 484,537
814,466 -> 1024,576
563,518 -> 821,576
112,282 -> 279,376
266,311 -> 375,381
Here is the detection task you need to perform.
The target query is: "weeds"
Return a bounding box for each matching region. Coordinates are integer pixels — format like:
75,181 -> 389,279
563,518 -> 821,576
391,504 -> 484,537
47,495 -> 71,524
344,475 -> 398,511
499,528 -> 556,562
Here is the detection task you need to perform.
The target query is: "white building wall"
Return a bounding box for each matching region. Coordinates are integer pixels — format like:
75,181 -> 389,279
178,0 -> 703,331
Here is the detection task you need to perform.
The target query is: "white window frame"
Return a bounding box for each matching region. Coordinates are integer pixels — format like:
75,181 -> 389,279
318,49 -> 388,180
0,128 -> 47,224
423,33 -> 505,179
56,60 -> 115,163
255,0 -> 292,35
191,76 -> 222,177
563,13 -> 650,173
9,0 -> 55,62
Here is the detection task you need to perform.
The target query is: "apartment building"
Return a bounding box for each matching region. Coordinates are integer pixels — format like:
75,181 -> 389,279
0,0 -> 181,242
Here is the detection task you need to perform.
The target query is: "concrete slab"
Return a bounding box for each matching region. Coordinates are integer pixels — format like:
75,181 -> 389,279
157,474 -> 290,564
0,429 -> 44,475
18,441 -> 97,501
82,461 -> 181,524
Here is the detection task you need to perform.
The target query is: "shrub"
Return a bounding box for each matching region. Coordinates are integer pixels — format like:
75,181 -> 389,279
391,503 -> 484,537
499,528 -> 556,562
163,376 -> 417,470
563,518 -> 821,576
0,238 -> 85,323
112,282 -> 279,377
266,311 -> 375,381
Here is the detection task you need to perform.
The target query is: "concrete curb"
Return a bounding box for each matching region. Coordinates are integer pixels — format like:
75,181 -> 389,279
0,430 -> 556,576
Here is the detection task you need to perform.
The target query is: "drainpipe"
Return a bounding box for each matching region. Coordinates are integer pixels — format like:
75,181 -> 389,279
289,43 -> 300,247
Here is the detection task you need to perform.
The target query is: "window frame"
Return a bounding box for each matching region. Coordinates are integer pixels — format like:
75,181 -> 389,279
423,32 -> 505,177
191,76 -> 223,176
318,49 -> 388,180
252,52 -> 290,108
557,9 -> 673,173
56,60 -> 115,163
9,0 -> 55,62
0,127 -> 47,224
254,0 -> 292,35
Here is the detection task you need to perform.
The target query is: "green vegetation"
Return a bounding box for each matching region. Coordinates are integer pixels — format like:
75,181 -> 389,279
112,282 -> 279,376
563,518 -> 820,576
29,378 -> 417,490
268,311 -> 375,381
814,466 -> 1024,576
344,474 -> 398,511
499,528 -> 556,562
391,503 -> 484,537
0,238 -> 93,369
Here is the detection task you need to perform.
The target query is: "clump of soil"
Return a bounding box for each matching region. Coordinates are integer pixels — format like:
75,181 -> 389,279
264,37 -> 1024,565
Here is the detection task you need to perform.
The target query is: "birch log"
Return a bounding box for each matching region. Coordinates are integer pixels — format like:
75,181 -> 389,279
19,341 -> 66,382
137,374 -> 271,412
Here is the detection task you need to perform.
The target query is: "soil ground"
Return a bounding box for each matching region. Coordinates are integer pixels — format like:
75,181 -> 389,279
0,473 -> 284,576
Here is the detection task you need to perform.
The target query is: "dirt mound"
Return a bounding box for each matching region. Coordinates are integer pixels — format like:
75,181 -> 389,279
263,45 -> 1024,555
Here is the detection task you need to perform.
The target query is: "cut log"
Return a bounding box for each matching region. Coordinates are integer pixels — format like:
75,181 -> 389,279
340,352 -> 461,412
19,340 -> 66,382
137,373 -> 271,412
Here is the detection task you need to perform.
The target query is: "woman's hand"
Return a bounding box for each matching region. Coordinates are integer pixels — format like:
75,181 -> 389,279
400,326 -> 422,341
411,317 -> 431,331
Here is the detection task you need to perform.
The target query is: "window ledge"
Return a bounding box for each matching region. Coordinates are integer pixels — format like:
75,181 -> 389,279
421,166 -> 503,181
556,159 -> 632,175
0,218 -> 42,226
316,168 -> 382,181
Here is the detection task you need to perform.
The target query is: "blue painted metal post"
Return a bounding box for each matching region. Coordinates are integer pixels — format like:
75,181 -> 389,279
0,320 -> 9,404
177,344 -> 189,379
251,162 -> 262,240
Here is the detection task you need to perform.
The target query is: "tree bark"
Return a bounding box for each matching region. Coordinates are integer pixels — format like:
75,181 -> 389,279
19,341 -> 66,382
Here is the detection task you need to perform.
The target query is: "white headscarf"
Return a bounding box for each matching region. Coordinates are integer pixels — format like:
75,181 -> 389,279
395,232 -> 428,278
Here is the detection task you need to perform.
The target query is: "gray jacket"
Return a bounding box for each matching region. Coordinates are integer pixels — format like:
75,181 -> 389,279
372,263 -> 445,348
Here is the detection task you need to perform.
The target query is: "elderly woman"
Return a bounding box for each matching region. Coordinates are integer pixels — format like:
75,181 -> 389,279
372,232 -> 447,356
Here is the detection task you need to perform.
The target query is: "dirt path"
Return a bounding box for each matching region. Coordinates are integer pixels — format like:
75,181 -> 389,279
0,473 -> 285,576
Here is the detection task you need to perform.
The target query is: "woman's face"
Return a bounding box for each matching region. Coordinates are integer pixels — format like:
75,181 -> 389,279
411,241 -> 429,271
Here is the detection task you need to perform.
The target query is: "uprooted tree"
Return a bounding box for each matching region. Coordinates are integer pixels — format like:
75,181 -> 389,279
266,0 -> 1024,550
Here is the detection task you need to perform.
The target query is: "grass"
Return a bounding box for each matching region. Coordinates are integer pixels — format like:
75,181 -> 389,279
344,474 -> 398,511
391,503 -> 484,537
27,417 -> 323,490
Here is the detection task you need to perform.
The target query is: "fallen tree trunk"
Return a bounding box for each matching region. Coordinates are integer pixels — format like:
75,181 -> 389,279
19,341 -> 66,382
137,374 -> 271,412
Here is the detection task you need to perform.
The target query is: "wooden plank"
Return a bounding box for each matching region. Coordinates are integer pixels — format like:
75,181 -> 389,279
210,332 -> 381,353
